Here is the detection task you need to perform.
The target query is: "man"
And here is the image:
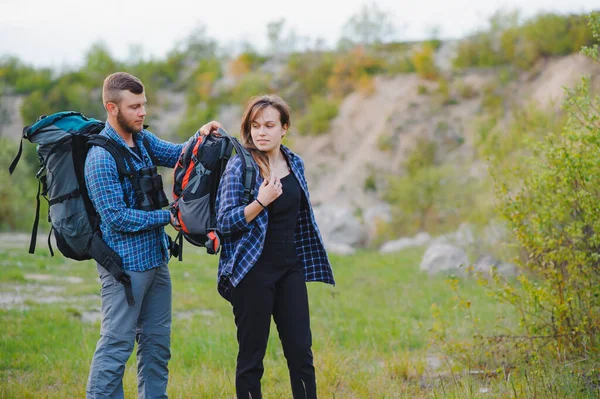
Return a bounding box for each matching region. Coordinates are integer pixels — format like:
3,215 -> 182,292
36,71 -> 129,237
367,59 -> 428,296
85,72 -> 219,399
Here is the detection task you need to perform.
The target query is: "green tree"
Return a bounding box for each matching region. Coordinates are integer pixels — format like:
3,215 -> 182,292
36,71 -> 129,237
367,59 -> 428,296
339,2 -> 396,47
82,42 -> 121,86
267,18 -> 286,55
284,51 -> 334,110
385,138 -> 439,233
0,56 -> 53,94
178,24 -> 218,63
296,95 -> 339,135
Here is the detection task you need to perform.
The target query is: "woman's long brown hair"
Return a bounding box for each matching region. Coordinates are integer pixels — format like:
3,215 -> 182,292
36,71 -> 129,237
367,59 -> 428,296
240,94 -> 291,179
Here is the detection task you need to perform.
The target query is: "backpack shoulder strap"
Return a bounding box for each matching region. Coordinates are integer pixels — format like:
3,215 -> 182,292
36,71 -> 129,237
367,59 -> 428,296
212,128 -> 256,204
142,136 -> 160,166
213,128 -> 257,205
222,131 -> 257,205
88,136 -> 138,208
88,136 -> 134,180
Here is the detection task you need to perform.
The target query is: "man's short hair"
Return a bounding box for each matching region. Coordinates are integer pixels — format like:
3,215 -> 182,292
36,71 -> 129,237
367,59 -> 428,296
102,72 -> 144,106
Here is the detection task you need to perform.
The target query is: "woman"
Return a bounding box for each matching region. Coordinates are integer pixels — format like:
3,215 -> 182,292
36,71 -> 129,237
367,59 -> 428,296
216,94 -> 335,399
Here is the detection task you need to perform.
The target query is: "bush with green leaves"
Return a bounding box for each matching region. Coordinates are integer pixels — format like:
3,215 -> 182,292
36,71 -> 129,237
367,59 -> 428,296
175,102 -> 219,140
21,73 -> 106,123
437,12 -> 600,370
477,102 -> 567,169
411,43 -> 439,80
295,95 -> 339,136
500,82 -> 600,357
385,164 -> 484,238
327,46 -> 384,99
453,11 -> 595,70
228,71 -> 274,107
284,51 -> 335,110
184,58 -> 222,107
384,137 -> 480,236
0,56 -> 53,95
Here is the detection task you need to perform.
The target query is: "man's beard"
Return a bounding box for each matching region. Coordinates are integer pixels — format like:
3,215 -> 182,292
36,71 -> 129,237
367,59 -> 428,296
116,110 -> 142,134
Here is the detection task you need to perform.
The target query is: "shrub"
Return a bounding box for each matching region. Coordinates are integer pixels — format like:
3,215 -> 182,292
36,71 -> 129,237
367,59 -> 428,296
456,81 -> 478,99
439,12 -> 600,369
493,73 -> 600,361
452,11 -> 595,71
476,102 -> 566,168
411,43 -> 439,80
175,102 -> 218,140
229,72 -> 273,106
417,84 -> 428,95
364,172 -> 377,192
21,76 -> 105,123
327,46 -> 384,99
185,58 -> 222,106
377,133 -> 394,152
229,51 -> 267,78
0,56 -> 53,94
296,96 -> 339,136
286,51 -> 335,107
385,54 -> 416,75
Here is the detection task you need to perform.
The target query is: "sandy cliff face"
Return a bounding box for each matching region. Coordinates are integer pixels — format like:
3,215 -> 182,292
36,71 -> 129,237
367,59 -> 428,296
291,53 -> 600,212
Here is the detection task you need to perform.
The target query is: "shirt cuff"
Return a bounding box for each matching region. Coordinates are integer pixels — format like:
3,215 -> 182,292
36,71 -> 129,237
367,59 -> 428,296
231,205 -> 251,231
157,209 -> 171,225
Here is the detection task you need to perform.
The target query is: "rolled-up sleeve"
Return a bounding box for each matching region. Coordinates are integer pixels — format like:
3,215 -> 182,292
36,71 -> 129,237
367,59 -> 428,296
142,130 -> 191,168
85,147 -> 171,232
216,156 -> 252,236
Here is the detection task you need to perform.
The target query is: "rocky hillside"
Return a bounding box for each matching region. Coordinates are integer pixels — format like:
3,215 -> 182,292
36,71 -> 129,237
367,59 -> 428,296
295,53 -> 600,207
2,53 -> 599,249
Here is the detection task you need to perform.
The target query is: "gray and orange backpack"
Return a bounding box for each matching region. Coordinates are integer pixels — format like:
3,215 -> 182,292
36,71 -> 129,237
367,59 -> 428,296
171,128 -> 256,256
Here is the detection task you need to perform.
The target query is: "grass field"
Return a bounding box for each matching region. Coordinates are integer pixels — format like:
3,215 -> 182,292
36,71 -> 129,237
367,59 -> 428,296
1,238 -> 598,398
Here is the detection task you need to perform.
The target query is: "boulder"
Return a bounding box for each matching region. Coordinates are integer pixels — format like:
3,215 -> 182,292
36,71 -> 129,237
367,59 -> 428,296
473,255 -> 518,277
419,243 -> 469,275
380,232 -> 431,253
313,205 -> 367,247
325,242 -> 356,256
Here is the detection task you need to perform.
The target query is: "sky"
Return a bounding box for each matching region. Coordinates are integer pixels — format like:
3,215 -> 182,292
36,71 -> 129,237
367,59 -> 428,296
0,0 -> 598,68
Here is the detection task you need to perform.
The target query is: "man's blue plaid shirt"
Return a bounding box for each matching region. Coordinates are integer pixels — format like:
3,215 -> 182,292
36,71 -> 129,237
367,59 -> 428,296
216,145 -> 335,287
85,122 -> 185,272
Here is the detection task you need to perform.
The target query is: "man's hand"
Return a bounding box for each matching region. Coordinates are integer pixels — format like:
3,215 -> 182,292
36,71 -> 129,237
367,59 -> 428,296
170,214 -> 181,231
198,121 -> 223,136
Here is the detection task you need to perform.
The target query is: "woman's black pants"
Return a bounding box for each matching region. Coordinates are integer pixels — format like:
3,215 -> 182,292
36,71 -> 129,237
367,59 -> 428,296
230,258 -> 316,399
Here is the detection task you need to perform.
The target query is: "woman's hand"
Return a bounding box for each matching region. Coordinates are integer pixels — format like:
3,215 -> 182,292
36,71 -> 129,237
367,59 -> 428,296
257,174 -> 283,206
243,174 -> 282,223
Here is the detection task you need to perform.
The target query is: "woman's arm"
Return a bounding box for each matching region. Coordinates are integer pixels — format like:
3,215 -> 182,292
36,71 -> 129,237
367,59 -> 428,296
216,157 -> 254,235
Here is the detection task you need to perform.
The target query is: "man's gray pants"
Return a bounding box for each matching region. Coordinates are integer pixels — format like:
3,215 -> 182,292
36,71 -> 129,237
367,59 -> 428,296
86,264 -> 172,399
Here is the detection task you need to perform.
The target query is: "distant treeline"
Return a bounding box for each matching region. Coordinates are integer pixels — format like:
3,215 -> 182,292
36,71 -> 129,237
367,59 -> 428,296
0,9 -> 595,140
453,11 -> 595,69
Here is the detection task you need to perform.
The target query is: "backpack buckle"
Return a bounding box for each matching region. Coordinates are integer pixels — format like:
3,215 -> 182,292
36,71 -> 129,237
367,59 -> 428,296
205,231 -> 221,255
35,166 -> 46,179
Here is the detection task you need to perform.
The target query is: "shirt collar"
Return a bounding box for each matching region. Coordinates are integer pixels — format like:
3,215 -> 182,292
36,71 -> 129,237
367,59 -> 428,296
280,144 -> 296,161
104,121 -> 147,148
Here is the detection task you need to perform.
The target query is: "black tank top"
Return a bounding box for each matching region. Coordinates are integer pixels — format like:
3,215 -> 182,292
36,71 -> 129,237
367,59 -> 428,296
260,172 -> 302,265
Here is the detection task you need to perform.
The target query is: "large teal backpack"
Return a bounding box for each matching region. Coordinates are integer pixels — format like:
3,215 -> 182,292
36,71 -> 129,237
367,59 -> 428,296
9,111 -> 143,306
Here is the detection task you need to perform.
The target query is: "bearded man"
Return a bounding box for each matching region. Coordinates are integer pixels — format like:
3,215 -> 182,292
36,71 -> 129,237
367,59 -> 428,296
84,72 -> 219,399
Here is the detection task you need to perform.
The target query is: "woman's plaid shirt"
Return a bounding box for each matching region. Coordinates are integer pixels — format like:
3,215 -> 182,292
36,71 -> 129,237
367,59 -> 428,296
85,122 -> 185,272
216,145 -> 335,287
